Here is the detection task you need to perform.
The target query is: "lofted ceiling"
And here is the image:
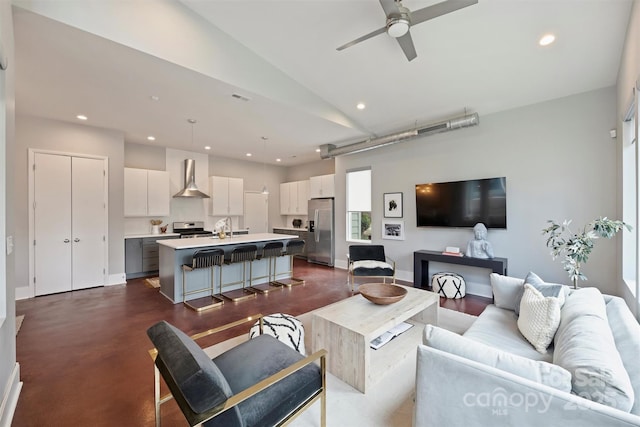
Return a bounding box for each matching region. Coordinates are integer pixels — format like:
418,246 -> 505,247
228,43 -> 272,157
13,0 -> 632,166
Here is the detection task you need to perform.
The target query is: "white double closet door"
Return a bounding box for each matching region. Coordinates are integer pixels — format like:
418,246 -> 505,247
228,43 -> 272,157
33,153 -> 107,296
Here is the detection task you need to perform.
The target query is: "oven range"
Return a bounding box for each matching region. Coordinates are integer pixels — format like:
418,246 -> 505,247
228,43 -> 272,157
173,221 -> 214,239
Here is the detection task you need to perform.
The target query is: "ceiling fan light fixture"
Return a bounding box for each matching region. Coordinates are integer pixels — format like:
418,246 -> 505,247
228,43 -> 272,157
387,18 -> 410,38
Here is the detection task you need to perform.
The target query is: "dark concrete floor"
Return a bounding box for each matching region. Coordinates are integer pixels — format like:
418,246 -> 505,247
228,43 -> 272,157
13,259 -> 489,426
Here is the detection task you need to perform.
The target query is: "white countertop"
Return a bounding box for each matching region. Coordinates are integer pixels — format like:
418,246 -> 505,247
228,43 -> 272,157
124,233 -> 180,239
273,227 -> 308,231
157,233 -> 298,250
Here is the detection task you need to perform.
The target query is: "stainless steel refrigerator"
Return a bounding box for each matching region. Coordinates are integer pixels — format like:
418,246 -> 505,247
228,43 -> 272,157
307,198 -> 335,266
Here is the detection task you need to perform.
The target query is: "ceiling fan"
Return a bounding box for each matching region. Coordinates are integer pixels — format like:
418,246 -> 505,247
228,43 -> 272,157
337,0 -> 478,62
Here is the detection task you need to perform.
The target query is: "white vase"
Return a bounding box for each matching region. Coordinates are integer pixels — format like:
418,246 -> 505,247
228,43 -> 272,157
151,225 -> 160,235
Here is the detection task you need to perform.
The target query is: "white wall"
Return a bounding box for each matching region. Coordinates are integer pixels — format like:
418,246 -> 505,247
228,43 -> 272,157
207,153 -> 288,231
0,2 -> 20,424
336,87 -> 619,297
14,115 -> 126,293
616,0 -> 640,317
285,159 -> 334,182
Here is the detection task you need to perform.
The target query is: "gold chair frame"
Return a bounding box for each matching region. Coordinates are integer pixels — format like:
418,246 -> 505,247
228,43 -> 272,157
148,314 -> 327,427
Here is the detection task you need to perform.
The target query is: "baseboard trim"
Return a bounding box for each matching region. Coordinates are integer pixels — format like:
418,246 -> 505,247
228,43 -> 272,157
106,273 -> 126,287
14,286 -> 31,301
0,363 -> 22,427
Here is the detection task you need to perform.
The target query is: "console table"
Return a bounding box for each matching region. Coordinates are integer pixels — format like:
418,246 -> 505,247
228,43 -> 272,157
413,250 -> 508,289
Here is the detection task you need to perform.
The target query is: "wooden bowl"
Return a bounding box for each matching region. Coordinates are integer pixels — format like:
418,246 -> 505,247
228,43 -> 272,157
359,283 -> 407,305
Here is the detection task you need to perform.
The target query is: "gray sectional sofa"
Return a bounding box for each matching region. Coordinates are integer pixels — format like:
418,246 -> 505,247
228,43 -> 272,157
414,273 -> 640,427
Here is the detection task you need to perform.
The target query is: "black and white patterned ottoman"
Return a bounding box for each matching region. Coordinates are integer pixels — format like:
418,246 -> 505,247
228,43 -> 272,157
431,272 -> 466,299
249,313 -> 306,355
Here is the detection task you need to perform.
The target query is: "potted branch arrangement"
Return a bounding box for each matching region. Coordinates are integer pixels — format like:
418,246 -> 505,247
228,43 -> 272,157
542,217 -> 631,289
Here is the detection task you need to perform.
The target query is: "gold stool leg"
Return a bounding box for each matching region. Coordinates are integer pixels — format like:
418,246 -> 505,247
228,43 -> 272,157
184,266 -> 224,312
221,261 -> 256,302
248,256 -> 276,294
273,255 -> 305,287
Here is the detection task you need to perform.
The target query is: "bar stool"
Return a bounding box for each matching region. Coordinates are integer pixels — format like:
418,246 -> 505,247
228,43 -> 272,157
220,244 -> 258,302
273,239 -> 306,287
182,248 -> 225,312
248,241 -> 285,294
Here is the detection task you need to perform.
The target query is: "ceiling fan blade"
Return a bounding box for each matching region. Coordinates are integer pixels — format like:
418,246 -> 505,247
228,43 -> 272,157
411,0 -> 478,26
379,0 -> 399,17
396,32 -> 417,61
336,26 -> 387,51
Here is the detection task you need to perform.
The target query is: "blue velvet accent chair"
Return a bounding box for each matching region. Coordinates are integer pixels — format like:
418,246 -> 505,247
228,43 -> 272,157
147,316 -> 326,427
348,245 -> 396,291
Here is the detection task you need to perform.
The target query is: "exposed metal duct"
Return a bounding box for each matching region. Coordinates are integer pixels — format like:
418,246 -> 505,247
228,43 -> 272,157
320,112 -> 479,159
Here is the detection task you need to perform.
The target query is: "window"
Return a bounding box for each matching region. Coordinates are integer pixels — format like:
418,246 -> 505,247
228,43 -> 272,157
347,168 -> 371,242
622,87 -> 638,298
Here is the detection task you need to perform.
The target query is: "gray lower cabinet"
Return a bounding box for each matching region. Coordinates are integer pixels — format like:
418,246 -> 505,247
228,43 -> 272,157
272,228 -> 308,259
125,236 -> 179,279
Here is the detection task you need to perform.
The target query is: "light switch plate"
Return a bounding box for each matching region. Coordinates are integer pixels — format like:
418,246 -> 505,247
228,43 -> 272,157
6,235 -> 13,255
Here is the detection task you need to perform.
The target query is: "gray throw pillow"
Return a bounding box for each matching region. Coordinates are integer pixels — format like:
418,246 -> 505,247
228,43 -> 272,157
514,271 -> 566,316
489,273 -> 524,311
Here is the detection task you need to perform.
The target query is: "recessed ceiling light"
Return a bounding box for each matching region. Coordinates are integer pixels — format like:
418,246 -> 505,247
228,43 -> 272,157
204,146 -> 211,150
147,136 -> 156,141
315,148 -> 321,153
276,158 -> 281,162
76,115 -> 87,120
246,153 -> 252,157
539,34 -> 556,46
356,102 -> 366,110
150,95 -> 160,101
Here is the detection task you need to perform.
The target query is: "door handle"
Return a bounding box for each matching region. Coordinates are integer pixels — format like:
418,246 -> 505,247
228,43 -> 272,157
64,239 -> 70,243
314,210 -> 320,242
74,238 -> 80,243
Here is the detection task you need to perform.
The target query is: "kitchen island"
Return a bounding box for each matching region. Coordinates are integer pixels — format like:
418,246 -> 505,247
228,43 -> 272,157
158,233 -> 298,303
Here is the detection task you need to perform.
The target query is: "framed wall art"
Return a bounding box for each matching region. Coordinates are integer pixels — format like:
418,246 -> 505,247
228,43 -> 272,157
383,192 -> 403,218
382,220 -> 405,240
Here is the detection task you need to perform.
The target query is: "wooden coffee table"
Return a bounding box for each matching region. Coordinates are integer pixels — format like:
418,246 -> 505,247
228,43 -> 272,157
311,284 -> 439,393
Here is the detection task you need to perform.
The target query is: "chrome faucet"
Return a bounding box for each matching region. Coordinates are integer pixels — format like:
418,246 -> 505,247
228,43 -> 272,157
225,216 -> 234,238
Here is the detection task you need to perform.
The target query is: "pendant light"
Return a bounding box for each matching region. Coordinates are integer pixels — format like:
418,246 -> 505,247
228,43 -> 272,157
261,136 -> 269,195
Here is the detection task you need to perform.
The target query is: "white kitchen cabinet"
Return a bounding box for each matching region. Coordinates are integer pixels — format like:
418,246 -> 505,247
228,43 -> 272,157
295,180 -> 309,214
33,153 -> 107,295
210,176 -> 244,216
309,174 -> 335,198
124,168 -> 170,217
147,170 -> 171,216
280,182 -> 291,215
280,180 -> 309,215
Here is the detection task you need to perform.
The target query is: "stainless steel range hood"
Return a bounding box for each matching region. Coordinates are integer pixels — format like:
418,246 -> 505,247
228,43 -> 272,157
173,159 -> 210,198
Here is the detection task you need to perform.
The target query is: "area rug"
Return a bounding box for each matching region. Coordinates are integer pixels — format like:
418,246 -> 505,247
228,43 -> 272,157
202,307 -> 477,427
144,277 -> 160,289
16,315 -> 24,336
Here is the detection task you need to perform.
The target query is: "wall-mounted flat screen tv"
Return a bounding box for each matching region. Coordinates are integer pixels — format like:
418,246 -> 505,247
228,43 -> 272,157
415,177 -> 507,228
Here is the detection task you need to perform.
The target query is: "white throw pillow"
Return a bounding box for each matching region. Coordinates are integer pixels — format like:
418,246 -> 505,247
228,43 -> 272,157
351,260 -> 392,271
517,284 -> 561,353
